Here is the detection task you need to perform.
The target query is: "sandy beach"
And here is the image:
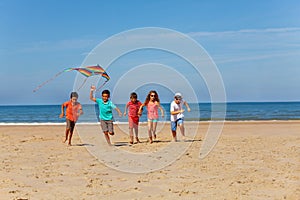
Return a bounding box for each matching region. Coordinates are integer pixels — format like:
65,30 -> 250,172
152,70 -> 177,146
0,121 -> 299,199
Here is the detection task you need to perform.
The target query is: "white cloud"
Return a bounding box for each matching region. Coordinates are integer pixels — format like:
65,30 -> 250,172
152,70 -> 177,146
187,27 -> 300,64
188,27 -> 300,37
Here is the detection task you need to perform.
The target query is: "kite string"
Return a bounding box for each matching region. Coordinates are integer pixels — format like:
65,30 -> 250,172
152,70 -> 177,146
33,70 -> 64,92
96,80 -> 109,92
76,77 -> 88,91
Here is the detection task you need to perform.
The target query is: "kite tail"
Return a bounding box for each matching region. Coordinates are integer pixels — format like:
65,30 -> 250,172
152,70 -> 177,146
96,80 -> 109,92
76,78 -> 88,91
33,71 -> 64,92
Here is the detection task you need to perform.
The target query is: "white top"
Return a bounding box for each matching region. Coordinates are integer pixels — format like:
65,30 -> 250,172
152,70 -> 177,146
170,99 -> 185,122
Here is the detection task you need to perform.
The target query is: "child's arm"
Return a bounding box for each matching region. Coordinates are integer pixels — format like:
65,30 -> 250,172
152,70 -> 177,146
78,104 -> 83,116
138,104 -> 144,116
123,104 -> 128,116
59,103 -> 65,118
157,102 -> 165,118
184,101 -> 191,112
171,109 -> 184,115
115,107 -> 122,117
90,86 -> 96,102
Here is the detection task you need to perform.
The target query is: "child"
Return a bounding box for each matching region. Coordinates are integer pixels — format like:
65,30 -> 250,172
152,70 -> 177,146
138,90 -> 164,143
59,92 -> 83,146
123,92 -> 142,144
90,85 -> 122,145
170,92 -> 191,142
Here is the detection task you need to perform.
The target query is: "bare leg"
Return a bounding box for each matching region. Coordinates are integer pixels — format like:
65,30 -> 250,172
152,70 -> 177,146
179,124 -> 185,137
63,129 -> 70,143
104,132 -> 112,145
68,130 -> 73,146
172,130 -> 177,142
148,121 -> 153,143
152,122 -> 157,140
129,128 -> 134,144
134,126 -> 140,143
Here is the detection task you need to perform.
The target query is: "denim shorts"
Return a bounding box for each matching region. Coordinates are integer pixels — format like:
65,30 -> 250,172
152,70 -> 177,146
171,118 -> 184,131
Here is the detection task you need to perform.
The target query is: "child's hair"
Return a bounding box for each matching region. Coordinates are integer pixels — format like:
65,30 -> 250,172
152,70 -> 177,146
102,89 -> 110,97
70,92 -> 78,99
130,92 -> 138,99
144,90 -> 160,105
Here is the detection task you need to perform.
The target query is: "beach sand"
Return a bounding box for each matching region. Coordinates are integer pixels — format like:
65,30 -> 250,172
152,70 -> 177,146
0,121 -> 299,199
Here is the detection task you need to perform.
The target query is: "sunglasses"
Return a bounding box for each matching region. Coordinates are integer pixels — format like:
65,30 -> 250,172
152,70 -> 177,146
150,94 -> 155,97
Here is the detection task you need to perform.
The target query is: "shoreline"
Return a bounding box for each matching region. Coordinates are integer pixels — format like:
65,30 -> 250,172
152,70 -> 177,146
1,119 -> 300,126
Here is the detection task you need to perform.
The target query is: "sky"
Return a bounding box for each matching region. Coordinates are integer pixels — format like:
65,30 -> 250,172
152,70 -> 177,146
0,0 -> 300,105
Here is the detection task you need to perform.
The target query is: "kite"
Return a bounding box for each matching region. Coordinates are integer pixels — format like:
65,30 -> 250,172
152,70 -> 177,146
33,65 -> 110,92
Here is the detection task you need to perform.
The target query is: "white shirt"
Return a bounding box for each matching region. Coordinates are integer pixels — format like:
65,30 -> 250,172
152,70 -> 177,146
170,100 -> 185,122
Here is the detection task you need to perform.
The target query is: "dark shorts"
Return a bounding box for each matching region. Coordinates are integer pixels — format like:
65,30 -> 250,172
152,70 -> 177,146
66,118 -> 76,132
171,118 -> 184,131
100,120 -> 114,134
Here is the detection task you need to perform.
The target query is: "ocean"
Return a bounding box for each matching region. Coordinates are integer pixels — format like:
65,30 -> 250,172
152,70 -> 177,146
0,102 -> 300,124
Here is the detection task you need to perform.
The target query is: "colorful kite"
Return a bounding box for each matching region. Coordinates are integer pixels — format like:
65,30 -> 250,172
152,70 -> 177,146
33,65 -> 110,92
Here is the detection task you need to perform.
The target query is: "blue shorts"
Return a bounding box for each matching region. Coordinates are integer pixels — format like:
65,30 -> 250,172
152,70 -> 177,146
171,118 -> 184,131
148,118 -> 158,123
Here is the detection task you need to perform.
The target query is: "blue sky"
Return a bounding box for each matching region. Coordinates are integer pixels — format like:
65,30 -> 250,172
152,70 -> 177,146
0,0 -> 300,105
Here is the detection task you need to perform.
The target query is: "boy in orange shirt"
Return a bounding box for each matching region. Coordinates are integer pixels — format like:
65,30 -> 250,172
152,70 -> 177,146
60,92 -> 83,146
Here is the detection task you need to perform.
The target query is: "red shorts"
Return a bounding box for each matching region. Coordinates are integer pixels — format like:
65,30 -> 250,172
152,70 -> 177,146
128,116 -> 139,128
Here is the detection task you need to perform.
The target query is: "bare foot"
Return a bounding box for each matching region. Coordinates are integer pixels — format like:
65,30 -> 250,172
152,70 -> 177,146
149,137 -> 153,144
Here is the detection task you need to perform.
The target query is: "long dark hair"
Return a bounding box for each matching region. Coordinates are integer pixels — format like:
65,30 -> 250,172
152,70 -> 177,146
144,90 -> 160,105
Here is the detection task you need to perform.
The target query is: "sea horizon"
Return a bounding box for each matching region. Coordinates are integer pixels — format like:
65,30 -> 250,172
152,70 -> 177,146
1,101 -> 300,124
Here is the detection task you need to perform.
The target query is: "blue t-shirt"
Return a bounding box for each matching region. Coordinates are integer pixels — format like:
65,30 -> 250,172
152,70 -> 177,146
95,98 -> 116,121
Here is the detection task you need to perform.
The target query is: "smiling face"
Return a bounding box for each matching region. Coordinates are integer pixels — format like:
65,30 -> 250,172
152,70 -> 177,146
102,93 -> 109,102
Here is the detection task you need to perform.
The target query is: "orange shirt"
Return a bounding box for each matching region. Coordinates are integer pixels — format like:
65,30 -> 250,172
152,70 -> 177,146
63,101 -> 82,122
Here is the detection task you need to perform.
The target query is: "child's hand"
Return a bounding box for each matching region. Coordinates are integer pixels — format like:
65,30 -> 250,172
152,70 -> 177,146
59,113 -> 64,118
123,112 -> 127,116
90,85 -> 96,91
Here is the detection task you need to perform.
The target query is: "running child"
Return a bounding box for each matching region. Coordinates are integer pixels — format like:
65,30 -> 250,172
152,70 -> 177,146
123,92 -> 142,144
170,92 -> 191,142
90,86 -> 122,145
59,92 -> 83,146
138,90 -> 164,143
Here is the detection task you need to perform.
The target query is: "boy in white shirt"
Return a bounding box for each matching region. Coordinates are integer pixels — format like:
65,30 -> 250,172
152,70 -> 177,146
170,93 -> 191,142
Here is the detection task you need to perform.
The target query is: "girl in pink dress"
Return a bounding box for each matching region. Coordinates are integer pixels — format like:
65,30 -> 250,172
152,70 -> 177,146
123,92 -> 142,144
138,90 -> 164,143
